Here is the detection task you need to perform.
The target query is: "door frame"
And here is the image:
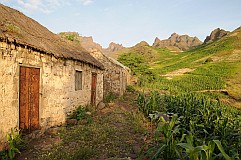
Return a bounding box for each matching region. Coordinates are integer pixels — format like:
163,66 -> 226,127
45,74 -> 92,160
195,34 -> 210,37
91,72 -> 97,106
18,64 -> 41,132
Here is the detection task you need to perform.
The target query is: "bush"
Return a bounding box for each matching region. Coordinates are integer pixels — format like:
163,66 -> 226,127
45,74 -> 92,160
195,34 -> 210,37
205,57 -> 213,63
68,106 -> 92,124
104,92 -> 117,103
126,85 -> 135,92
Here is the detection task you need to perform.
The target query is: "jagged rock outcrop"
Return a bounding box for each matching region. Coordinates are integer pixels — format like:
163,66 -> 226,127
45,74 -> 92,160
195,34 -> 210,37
59,32 -> 126,54
153,33 -> 202,51
104,42 -> 125,53
79,36 -> 103,52
204,28 -> 230,44
59,32 -> 103,52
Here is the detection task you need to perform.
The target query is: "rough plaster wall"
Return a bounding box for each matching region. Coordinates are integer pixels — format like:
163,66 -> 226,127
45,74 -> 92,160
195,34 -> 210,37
40,58 -> 103,128
0,42 -> 19,150
0,42 -> 103,150
90,49 -> 130,97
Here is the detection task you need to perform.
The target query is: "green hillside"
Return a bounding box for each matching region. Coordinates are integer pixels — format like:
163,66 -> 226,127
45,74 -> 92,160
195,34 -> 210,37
117,27 -> 241,159
118,27 -> 241,108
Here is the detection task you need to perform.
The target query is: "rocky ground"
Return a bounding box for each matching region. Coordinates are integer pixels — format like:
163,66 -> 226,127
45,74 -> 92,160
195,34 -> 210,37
17,92 -> 150,160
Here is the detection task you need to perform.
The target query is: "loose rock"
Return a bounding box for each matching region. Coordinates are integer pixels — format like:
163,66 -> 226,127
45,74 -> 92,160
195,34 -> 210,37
66,119 -> 78,125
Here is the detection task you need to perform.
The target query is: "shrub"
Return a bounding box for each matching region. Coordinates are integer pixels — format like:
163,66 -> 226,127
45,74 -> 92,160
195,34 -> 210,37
205,57 -> 213,63
126,85 -> 135,93
68,105 -> 93,124
104,92 -> 117,103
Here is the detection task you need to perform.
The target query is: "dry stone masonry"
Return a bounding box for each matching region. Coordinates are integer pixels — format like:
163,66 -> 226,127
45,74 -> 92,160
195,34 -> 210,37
90,49 -> 130,98
0,41 -> 103,150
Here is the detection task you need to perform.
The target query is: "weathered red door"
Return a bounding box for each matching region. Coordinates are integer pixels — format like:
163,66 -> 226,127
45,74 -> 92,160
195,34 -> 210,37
19,66 -> 40,132
91,73 -> 97,105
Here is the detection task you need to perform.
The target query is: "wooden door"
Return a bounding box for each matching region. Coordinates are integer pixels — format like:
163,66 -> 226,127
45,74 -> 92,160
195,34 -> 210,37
19,66 -> 40,132
91,73 -> 97,105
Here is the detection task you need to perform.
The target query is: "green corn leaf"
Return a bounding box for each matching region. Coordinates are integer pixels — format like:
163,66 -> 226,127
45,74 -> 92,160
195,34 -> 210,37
200,150 -> 207,160
213,140 -> 231,160
177,143 -> 194,151
193,146 -> 204,154
151,144 -> 167,160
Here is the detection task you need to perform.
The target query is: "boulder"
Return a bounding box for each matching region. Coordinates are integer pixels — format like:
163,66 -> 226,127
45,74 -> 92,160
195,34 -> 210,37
97,101 -> 106,110
66,119 -> 78,125
45,127 -> 60,135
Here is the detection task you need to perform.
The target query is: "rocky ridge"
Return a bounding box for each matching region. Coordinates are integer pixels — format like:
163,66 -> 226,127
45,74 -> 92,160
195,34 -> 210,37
204,28 -> 230,44
78,36 -> 103,52
104,42 -> 125,53
59,32 -> 103,52
59,32 -> 126,54
153,33 -> 202,51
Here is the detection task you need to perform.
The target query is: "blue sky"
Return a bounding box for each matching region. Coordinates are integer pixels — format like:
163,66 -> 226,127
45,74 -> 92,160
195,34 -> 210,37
1,0 -> 241,48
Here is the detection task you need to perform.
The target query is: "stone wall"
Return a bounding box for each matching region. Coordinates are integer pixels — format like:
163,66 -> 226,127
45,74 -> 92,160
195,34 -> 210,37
90,49 -> 130,98
0,41 -> 103,150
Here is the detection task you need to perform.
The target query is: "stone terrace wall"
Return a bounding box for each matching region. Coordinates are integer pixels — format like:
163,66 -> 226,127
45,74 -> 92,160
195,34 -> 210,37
90,49 -> 130,98
0,41 -> 103,150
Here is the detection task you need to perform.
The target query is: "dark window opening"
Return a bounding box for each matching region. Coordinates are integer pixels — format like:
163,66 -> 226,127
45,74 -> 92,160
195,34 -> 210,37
75,70 -> 82,90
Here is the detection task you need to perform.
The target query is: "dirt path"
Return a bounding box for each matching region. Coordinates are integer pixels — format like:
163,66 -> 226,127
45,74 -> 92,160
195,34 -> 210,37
17,92 -> 149,160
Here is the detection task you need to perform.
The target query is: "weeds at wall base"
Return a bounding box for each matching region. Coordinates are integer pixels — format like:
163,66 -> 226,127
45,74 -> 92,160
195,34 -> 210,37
0,129 -> 25,160
104,92 -> 118,103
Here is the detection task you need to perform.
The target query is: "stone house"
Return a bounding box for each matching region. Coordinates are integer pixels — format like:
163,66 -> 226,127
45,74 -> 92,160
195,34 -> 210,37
90,49 -> 131,98
59,32 -> 131,98
0,4 -> 104,150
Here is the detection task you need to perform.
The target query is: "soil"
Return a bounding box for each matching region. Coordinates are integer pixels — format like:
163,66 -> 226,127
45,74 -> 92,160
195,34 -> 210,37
160,68 -> 195,78
16,92 -> 150,160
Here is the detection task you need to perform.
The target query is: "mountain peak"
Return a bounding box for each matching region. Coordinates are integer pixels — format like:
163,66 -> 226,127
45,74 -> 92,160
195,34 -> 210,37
154,37 -> 161,41
104,42 -> 125,53
170,32 -> 178,37
204,28 -> 230,44
135,41 -> 150,47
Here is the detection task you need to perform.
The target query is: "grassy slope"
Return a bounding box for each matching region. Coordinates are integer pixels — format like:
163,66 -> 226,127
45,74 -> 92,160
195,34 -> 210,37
118,27 -> 241,108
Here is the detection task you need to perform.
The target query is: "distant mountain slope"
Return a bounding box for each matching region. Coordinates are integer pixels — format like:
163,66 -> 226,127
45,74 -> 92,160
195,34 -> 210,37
152,33 -> 202,51
150,26 -> 241,76
204,28 -> 230,44
108,40 -> 166,62
117,26 -> 241,108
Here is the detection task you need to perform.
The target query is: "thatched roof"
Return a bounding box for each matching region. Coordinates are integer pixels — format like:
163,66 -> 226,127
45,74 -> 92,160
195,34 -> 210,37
0,4 -> 104,69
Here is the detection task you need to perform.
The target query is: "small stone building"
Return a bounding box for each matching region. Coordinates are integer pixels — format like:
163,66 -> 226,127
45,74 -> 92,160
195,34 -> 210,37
90,49 -> 131,98
59,32 -> 131,98
0,4 -> 104,150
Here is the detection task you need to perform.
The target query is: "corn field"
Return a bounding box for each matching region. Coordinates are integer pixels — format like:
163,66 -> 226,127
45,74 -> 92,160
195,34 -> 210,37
138,91 -> 241,159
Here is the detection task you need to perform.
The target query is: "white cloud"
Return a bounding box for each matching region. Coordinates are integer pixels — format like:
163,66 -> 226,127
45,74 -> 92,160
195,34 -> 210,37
0,0 -> 11,3
1,0 -> 94,14
11,0 -> 67,14
81,0 -> 93,6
